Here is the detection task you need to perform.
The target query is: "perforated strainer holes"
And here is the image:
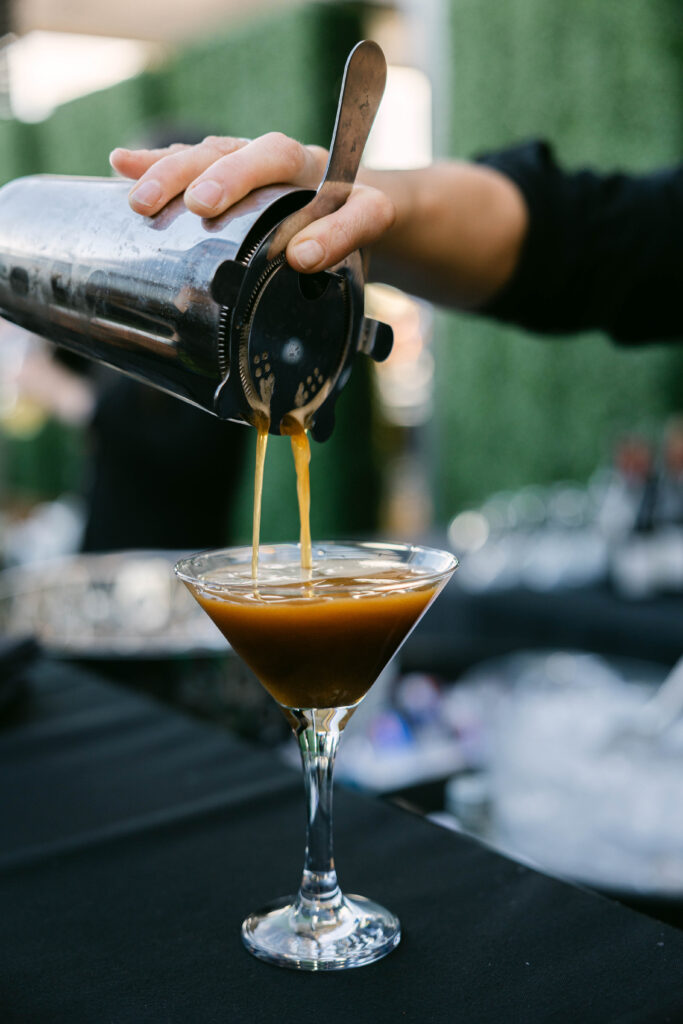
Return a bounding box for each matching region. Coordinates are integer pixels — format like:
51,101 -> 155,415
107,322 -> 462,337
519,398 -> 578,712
304,368 -> 325,397
254,351 -> 271,379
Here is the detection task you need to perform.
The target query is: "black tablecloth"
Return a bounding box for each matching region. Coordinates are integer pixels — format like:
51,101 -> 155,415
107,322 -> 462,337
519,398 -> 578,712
2,662 -> 683,1023
406,580 -> 683,675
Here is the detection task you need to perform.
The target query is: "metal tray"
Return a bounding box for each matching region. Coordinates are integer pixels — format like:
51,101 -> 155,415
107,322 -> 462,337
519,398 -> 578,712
0,551 -> 226,659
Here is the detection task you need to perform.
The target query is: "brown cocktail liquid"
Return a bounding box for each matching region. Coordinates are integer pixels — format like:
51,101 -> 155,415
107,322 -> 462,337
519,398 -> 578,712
233,414 -> 445,708
288,429 -> 313,571
251,419 -> 312,578
251,423 -> 269,579
194,567 -> 441,709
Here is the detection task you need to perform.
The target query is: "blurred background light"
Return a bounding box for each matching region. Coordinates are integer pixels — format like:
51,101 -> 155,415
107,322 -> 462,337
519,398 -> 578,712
365,284 -> 434,429
12,0 -> 277,43
6,31 -> 157,122
364,64 -> 432,170
447,510 -> 490,554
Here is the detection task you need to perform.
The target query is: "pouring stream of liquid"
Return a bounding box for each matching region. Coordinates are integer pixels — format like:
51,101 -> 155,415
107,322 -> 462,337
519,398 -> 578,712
251,424 -> 269,579
290,430 -> 313,571
251,422 -> 313,578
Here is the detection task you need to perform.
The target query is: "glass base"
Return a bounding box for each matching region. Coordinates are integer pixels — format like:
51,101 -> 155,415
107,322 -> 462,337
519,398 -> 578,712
241,893 -> 401,971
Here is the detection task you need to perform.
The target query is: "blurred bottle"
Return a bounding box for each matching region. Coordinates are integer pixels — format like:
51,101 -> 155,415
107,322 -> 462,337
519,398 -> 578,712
598,435 -> 655,539
652,418 -> 683,527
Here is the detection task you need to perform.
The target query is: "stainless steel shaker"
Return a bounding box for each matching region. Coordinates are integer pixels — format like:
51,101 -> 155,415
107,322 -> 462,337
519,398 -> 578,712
0,41 -> 392,440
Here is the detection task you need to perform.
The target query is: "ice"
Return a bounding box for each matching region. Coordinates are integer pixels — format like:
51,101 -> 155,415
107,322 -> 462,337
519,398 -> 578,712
488,655 -> 683,894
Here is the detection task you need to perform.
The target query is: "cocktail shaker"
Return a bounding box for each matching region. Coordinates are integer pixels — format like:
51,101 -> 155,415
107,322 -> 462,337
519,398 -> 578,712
0,41 -> 392,440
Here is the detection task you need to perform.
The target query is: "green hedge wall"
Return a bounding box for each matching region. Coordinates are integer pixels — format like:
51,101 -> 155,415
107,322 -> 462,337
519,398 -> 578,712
434,0 -> 683,518
0,5 -> 360,184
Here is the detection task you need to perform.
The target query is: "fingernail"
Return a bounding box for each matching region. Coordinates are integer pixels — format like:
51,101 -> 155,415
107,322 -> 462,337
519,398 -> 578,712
290,239 -> 324,270
109,149 -> 129,175
187,179 -> 223,210
130,179 -> 162,208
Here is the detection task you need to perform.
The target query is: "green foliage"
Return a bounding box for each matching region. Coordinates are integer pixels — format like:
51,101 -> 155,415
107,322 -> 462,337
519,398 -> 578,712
1,420 -> 85,500
0,119 -> 40,182
164,4 -> 359,144
435,0 -> 683,518
0,5 -> 363,184
37,72 -> 160,176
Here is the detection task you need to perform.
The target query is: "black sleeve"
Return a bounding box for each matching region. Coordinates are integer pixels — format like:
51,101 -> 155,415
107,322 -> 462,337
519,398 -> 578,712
478,141 -> 683,344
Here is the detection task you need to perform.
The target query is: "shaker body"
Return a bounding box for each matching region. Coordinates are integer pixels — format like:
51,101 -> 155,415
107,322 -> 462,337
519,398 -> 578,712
0,175 -> 305,420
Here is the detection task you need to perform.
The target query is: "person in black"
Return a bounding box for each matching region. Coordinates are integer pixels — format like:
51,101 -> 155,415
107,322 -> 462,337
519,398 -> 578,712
108,133 -> 682,344
81,378 -> 249,552
477,141 -> 682,345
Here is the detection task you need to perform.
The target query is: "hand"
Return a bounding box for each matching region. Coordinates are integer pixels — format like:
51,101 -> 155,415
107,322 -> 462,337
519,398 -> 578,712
110,133 -> 395,273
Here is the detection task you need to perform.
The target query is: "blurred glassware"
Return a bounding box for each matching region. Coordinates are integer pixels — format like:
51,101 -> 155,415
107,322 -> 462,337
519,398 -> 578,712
444,771 -> 492,837
610,527 -> 683,599
2,497 -> 84,567
449,484 -> 607,594
318,666 -> 465,794
442,651 -> 683,898
605,653 -> 683,753
602,423 -> 683,596
0,551 -> 224,658
597,435 -> 655,540
444,420 -> 683,597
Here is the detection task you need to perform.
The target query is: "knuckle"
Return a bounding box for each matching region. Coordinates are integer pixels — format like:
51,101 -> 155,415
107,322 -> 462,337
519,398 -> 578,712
305,145 -> 329,183
329,216 -> 355,254
262,132 -> 305,176
200,135 -> 234,157
356,185 -> 396,233
262,130 -> 288,147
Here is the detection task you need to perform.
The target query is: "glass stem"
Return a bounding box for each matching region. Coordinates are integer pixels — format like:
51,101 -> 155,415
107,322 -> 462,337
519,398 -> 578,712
292,708 -> 351,917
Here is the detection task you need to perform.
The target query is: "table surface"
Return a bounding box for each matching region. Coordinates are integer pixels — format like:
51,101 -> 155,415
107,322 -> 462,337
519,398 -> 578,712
2,661 -> 683,1024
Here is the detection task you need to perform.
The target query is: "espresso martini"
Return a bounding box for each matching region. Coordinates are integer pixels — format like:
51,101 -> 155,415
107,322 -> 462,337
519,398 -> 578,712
176,542 -> 456,970
189,557 -> 442,709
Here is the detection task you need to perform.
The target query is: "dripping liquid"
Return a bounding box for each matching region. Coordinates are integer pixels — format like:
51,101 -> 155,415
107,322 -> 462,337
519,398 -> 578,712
289,428 -> 312,571
250,419 -> 312,578
251,423 -> 269,579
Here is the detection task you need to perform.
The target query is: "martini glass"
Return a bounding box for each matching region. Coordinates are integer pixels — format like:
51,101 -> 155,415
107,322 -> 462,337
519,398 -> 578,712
175,541 -> 457,970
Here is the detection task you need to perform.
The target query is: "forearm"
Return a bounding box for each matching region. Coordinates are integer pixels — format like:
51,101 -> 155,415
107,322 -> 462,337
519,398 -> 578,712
114,133 -> 683,343
112,138 -> 529,313
359,162 -> 528,309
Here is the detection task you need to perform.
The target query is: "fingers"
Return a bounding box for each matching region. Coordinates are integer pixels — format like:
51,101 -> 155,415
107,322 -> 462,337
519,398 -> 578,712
122,136 -> 251,214
286,184 -> 396,272
109,133 -> 393,269
183,134 -> 325,216
109,144 -> 191,180
111,133 -> 327,218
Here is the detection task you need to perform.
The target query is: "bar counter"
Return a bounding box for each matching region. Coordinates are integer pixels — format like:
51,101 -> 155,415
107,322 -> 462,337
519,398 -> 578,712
1,660 -> 682,1022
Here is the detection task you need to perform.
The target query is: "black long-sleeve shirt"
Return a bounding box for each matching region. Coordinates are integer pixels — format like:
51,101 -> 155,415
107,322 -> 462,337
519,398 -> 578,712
479,141 -> 683,344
